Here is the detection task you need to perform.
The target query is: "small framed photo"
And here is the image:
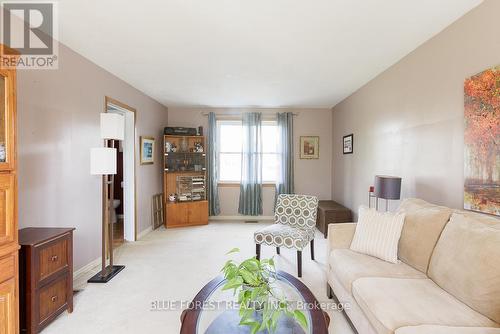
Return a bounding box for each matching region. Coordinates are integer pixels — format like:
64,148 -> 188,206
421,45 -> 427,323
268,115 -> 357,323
343,134 -> 353,154
300,136 -> 319,159
140,136 -> 155,165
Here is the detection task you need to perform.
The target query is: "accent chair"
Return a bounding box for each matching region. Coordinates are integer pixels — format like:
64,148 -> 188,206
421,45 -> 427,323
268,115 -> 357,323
254,194 -> 319,277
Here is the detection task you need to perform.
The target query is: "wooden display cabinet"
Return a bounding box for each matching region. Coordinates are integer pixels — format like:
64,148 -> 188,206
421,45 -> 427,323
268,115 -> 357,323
0,45 -> 19,334
163,135 -> 209,228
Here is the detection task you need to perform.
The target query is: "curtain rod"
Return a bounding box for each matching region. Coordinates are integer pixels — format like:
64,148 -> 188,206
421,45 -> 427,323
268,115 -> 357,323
201,112 -> 298,117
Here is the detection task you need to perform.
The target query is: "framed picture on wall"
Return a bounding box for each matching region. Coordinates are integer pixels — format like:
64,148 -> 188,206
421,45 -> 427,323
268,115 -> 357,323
140,136 -> 155,165
464,66 -> 499,216
343,134 -> 353,154
300,136 -> 319,159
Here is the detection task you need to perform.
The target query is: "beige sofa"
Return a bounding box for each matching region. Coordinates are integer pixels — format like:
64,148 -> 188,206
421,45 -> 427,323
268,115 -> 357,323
327,198 -> 500,334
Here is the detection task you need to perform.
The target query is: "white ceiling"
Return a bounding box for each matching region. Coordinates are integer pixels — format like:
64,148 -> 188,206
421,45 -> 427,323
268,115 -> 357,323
58,0 -> 482,108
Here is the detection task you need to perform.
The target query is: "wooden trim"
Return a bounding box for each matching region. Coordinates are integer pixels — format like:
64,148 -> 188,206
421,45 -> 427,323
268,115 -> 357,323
104,96 -> 138,241
180,275 -> 226,333
105,96 -> 136,113
0,46 -> 18,334
0,44 -> 20,56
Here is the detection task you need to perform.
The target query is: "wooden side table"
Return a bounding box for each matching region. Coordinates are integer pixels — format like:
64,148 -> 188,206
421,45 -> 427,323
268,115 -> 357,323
18,227 -> 75,334
316,201 -> 352,238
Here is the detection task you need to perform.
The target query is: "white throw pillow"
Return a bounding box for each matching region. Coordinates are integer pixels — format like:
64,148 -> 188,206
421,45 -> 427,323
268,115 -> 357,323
350,206 -> 406,263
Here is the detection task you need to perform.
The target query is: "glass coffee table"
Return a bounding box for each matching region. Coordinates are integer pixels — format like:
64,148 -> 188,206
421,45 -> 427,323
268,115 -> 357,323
180,270 -> 329,334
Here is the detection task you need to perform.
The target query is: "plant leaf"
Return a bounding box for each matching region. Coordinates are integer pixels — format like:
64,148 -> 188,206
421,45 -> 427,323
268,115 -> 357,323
226,247 -> 240,255
240,268 -> 259,286
240,258 -> 260,272
271,310 -> 281,331
293,310 -> 308,332
250,322 -> 260,334
222,276 -> 243,291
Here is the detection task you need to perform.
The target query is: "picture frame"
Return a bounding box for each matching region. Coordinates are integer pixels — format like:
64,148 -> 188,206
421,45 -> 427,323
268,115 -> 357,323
300,136 -> 319,159
343,134 -> 353,154
140,136 -> 155,165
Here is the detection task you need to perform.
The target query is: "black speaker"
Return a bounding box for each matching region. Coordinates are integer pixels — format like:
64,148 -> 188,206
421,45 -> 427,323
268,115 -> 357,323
164,127 -> 197,136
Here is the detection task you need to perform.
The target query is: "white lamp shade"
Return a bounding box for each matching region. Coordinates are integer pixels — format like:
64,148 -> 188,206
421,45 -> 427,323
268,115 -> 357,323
90,147 -> 117,175
100,113 -> 124,140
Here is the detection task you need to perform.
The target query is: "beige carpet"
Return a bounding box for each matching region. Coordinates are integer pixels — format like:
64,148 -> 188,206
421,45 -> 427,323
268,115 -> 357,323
44,222 -> 355,334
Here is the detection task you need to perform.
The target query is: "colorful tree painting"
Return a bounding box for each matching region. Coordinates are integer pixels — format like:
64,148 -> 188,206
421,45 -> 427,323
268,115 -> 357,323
464,66 -> 500,216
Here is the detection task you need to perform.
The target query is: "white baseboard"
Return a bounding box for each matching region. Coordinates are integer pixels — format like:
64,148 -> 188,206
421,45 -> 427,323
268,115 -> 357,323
73,256 -> 101,282
73,226 -> 152,285
137,226 -> 153,239
209,215 -> 274,222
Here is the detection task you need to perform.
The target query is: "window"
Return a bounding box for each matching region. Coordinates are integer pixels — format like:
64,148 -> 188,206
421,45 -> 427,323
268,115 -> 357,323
217,120 -> 278,183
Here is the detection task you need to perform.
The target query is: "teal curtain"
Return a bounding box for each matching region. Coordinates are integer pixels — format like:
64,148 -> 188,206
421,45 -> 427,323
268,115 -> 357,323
207,112 -> 221,216
276,112 -> 294,200
238,113 -> 263,216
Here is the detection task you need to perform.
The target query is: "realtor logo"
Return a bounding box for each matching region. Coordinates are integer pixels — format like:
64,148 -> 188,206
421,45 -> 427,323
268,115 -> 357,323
0,1 -> 58,69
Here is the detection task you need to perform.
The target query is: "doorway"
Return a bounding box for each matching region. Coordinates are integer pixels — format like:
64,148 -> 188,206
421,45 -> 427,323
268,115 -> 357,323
105,97 -> 137,244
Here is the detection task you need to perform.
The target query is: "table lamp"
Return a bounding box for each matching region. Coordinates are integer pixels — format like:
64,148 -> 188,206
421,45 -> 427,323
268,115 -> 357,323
374,175 -> 402,211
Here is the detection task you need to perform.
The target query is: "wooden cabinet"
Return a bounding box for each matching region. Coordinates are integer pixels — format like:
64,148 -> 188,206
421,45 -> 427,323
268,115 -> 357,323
163,134 -> 209,228
166,201 -> 209,227
0,173 -> 15,246
19,228 -> 75,334
0,46 -> 18,334
187,201 -> 209,226
0,278 -> 17,334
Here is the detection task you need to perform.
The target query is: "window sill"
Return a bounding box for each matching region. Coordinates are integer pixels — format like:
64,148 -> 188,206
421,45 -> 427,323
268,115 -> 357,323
218,182 -> 276,188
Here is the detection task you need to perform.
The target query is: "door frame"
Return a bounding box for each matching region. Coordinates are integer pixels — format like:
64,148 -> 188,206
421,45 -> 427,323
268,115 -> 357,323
104,96 -> 138,241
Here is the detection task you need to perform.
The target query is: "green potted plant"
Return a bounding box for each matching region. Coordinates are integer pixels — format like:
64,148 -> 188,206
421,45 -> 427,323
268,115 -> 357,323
221,248 -> 308,334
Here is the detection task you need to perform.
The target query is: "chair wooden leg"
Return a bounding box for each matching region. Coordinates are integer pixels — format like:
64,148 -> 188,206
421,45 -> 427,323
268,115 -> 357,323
256,244 -> 261,260
297,250 -> 302,278
310,239 -> 315,260
276,247 -> 280,255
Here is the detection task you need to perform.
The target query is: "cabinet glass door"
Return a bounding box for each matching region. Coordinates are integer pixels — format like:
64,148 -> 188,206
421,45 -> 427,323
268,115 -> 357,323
0,71 -> 13,170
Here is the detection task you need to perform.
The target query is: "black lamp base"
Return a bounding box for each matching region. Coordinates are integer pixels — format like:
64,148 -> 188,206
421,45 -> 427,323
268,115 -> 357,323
87,265 -> 125,283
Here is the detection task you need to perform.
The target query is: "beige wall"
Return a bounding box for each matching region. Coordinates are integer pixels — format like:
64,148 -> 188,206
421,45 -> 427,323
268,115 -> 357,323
17,44 -> 168,270
168,108 -> 332,216
331,0 -> 500,217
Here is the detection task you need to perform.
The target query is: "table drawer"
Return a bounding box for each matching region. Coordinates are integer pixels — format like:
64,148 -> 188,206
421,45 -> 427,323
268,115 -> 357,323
37,236 -> 69,282
37,275 -> 68,326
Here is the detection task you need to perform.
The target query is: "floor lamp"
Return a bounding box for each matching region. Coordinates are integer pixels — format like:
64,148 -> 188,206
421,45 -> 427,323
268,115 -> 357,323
88,113 -> 125,283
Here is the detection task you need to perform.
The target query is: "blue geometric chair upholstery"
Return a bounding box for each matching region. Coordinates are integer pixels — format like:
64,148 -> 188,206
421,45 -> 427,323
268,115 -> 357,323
254,194 -> 319,277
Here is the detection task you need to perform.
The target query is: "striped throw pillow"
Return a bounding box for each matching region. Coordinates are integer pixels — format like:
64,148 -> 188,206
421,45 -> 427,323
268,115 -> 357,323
350,206 -> 406,263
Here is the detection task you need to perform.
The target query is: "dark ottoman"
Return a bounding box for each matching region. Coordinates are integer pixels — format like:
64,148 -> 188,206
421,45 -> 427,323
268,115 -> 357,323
316,200 -> 353,238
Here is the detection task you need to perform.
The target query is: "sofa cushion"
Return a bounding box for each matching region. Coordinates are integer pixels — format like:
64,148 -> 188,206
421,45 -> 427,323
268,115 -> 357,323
329,248 -> 426,292
454,209 -> 500,227
428,212 -> 500,324
396,325 -> 500,334
397,198 -> 452,273
350,206 -> 406,263
327,270 -> 379,334
352,278 -> 498,334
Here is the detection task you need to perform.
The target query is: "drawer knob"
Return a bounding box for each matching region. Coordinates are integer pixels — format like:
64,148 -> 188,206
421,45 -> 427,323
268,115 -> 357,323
51,255 -> 58,262
51,295 -> 58,302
